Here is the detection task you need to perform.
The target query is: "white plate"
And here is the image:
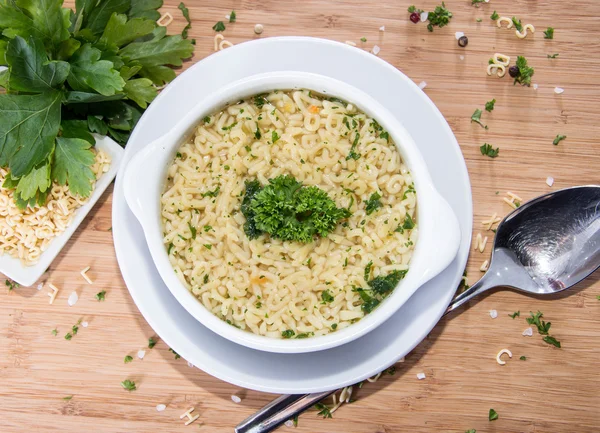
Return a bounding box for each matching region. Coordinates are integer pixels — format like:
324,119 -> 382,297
113,37 -> 472,394
1,135 -> 124,287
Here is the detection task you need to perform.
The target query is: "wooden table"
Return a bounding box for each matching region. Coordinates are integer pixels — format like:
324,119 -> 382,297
2,1 -> 599,432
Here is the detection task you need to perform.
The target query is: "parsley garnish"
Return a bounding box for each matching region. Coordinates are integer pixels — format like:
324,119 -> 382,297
315,402 -> 333,418
543,335 -> 561,348
203,116 -> 211,123
331,323 -> 338,330
471,0 -> 485,4
201,186 -> 220,197
364,261 -> 373,281
241,175 -> 351,243
188,223 -> 197,240
509,311 -> 520,319
527,311 -> 551,334
346,132 -> 361,160
203,274 -> 209,284
489,408 -> 498,421
169,348 -> 181,359
544,27 -> 554,39
281,330 -> 295,338
402,184 -> 416,200
124,355 -> 133,363
254,94 -> 269,108
167,243 -> 174,255
254,125 -> 261,140
511,17 -> 523,32
121,380 -> 136,391
408,6 -> 424,14
63,395 -> 73,400
222,122 -> 237,131
466,430 -> 476,433
520,356 -> 526,361
426,2 -> 453,32
178,2 -> 192,39
203,225 -> 213,232
471,109 -> 487,129
355,288 -> 380,314
485,99 -> 496,112
5,279 -> 19,291
490,10 -> 499,20
203,244 -> 212,250
148,338 -> 157,349
368,270 -> 408,295
553,135 -> 566,145
51,328 -> 58,336
365,192 -> 382,215
293,415 -> 299,427
95,290 -> 106,301
229,10 -> 237,23
272,131 -> 280,143
321,290 -> 334,303
547,53 -> 559,59
403,214 -> 415,230
513,56 -> 535,86
480,143 -> 499,158
213,21 -> 226,32
360,37 -> 367,42
65,333 -> 73,340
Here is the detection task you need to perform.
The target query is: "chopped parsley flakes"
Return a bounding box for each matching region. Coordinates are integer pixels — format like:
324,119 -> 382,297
426,2 -> 453,32
513,56 -> 535,86
281,329 -> 295,338
169,348 -> 181,359
124,355 -> 133,363
96,290 -> 106,301
5,279 -> 19,291
520,356 -> 526,361
553,135 -> 566,145
364,261 -> 373,281
365,192 -> 382,215
148,337 -> 157,349
485,99 -> 496,112
121,379 -> 137,391
321,290 -> 334,303
547,53 -> 559,59
212,21 -> 226,32
315,402 -> 333,418
471,109 -> 487,129
511,17 -> 523,32
509,311 -> 520,319
544,27 -> 554,39
480,143 -> 499,158
229,10 -> 237,23
489,408 -> 498,421
490,10 -> 499,20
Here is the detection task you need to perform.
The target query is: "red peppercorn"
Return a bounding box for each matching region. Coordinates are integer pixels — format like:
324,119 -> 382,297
508,65 -> 519,78
410,12 -> 420,23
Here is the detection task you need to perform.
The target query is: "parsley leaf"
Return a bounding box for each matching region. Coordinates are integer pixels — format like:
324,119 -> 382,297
169,348 -> 181,359
466,430 -> 476,433
321,290 -> 334,303
471,108 -> 487,129
489,408 -> 498,421
543,335 -> 561,348
53,137 -> 96,198
121,379 -> 136,391
201,186 -> 220,197
148,337 -> 157,348
51,328 -> 58,336
427,2 -> 453,32
123,78 -> 158,109
365,192 -> 382,215
229,10 -> 237,23
188,223 -> 197,240
271,130 -> 280,143
490,10 -> 499,20
96,290 -> 106,301
346,132 -> 361,160
403,214 -> 415,230
511,17 -> 523,32
98,12 -> 156,48
527,311 -> 552,335
178,2 -> 192,39
67,44 -> 125,96
364,261 -> 373,281
513,56 -> 535,86
553,135 -> 566,145
485,99 -> 496,112
315,402 -> 333,419
63,395 -> 73,400
281,329 -> 295,338
544,27 -> 554,39
520,356 -> 526,361
124,355 -> 133,363
547,53 -> 559,59
212,21 -> 226,32
368,269 -> 408,295
480,143 -> 499,158
509,311 -> 520,319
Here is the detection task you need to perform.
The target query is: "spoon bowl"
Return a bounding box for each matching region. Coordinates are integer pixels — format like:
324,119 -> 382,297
449,185 -> 600,311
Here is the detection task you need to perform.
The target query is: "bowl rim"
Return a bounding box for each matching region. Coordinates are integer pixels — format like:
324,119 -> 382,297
123,70 -> 460,353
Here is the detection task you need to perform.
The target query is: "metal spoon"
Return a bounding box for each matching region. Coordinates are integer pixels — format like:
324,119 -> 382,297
235,185 -> 600,433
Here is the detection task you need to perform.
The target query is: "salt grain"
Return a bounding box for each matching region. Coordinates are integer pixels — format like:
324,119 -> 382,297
67,291 -> 78,306
231,395 -> 242,403
460,55 -> 465,61
522,327 -> 533,337
416,372 -> 426,380
418,81 -> 427,90
371,45 -> 381,55
533,83 -> 538,90
156,404 -> 166,412
420,12 -> 429,22
379,25 -> 385,31
187,361 -> 194,368
455,31 -> 465,40
489,309 -> 498,319
284,420 -> 294,427
37,283 -> 44,291
546,176 -> 554,187
225,14 -> 230,20
81,321 -> 88,328
554,87 -> 564,94
137,350 -> 146,359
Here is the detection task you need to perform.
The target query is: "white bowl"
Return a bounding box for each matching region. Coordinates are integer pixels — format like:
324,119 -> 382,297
123,71 -> 460,354
1,135 -> 124,287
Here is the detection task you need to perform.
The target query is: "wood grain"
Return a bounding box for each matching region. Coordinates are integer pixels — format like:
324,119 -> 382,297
2,1 -> 600,432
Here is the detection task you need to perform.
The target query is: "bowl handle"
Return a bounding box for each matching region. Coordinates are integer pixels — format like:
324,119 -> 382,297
123,135 -> 169,228
420,189 -> 462,285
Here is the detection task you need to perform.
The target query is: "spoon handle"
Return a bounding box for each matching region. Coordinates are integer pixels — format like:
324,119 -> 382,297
444,273 -> 495,315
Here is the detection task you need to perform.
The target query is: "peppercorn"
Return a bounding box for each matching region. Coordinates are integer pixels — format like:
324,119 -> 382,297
410,12 -> 420,23
458,36 -> 468,47
508,65 -> 519,78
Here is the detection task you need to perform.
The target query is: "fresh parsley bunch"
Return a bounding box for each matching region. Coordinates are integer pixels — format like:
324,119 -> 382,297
241,175 -> 351,243
0,0 -> 194,208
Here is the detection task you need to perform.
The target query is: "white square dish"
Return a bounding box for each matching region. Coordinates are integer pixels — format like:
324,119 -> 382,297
0,134 -> 124,287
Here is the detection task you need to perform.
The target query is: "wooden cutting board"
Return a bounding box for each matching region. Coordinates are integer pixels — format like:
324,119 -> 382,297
1,1 -> 599,432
